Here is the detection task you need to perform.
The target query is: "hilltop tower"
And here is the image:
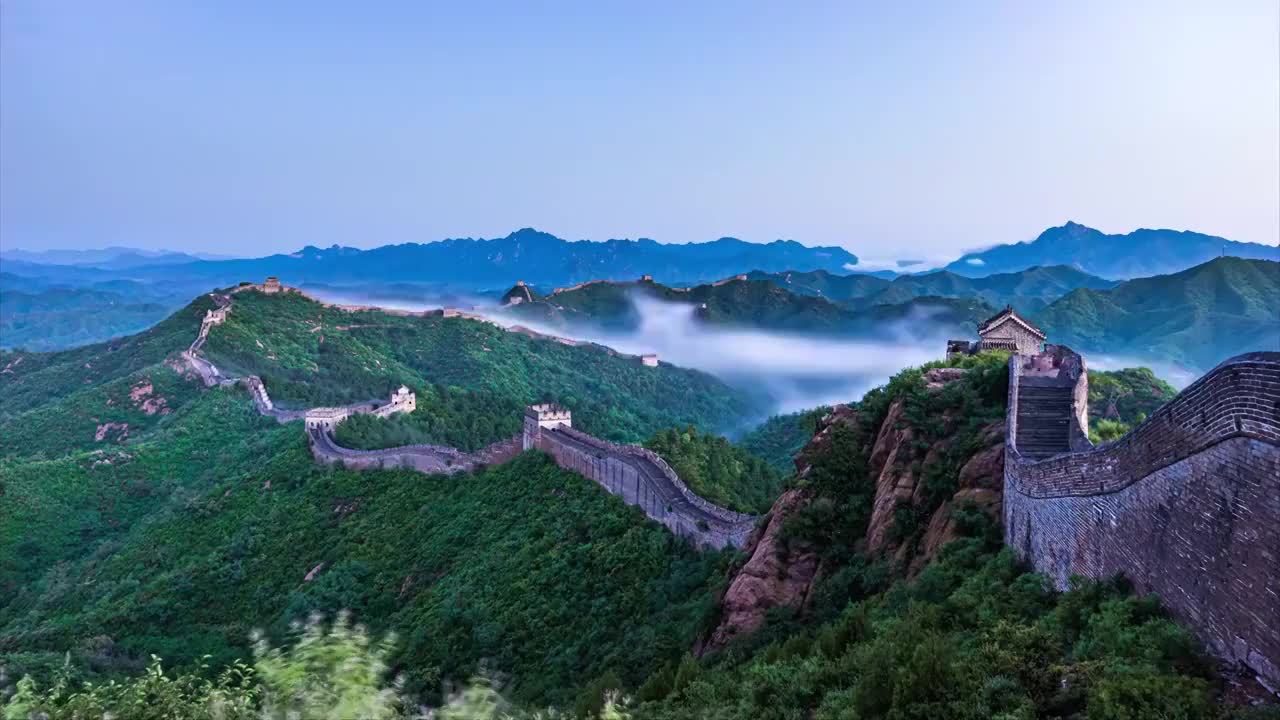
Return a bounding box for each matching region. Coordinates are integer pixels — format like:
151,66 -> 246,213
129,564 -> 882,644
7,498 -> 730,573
523,403 -> 572,451
263,276 -> 282,294
373,385 -> 417,417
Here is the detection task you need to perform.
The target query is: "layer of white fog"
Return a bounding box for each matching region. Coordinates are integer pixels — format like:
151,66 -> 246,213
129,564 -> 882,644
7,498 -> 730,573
491,294 -> 949,427
305,285 -> 946,424
301,286 -> 1196,434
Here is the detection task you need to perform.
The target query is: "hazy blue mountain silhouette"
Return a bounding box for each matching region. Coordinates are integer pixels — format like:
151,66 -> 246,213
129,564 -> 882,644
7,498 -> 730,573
945,221 -> 1279,279
123,228 -> 862,288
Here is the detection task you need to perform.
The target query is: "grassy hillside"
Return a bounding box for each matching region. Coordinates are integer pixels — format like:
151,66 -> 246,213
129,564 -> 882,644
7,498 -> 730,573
202,289 -> 755,442
1034,257 -> 1280,370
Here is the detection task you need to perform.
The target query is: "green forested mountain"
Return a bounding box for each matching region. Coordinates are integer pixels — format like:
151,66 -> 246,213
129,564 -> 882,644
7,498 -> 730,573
201,289 -> 755,442
0,273 -> 199,352
858,265 -> 1117,312
0,288 -> 760,708
505,277 -> 854,333
1034,257 -> 1280,370
744,269 -> 891,302
503,276 -> 996,339
1,307 -> 1253,716
749,264 -> 1117,313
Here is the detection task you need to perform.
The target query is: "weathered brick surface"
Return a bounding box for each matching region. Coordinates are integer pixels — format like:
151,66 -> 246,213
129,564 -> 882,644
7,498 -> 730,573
1005,351 -> 1280,686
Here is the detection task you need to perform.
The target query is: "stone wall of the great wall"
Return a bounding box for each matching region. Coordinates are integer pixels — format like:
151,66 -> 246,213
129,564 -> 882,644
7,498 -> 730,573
527,423 -> 756,549
189,285 -> 756,550
1004,351 -> 1280,687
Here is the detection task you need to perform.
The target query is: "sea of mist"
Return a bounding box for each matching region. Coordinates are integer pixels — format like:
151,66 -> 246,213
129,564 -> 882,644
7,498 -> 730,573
302,286 -> 1196,435
307,285 -> 953,431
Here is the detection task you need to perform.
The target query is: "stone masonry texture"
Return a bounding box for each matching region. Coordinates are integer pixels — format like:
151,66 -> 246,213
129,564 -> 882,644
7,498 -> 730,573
1004,351 -> 1280,687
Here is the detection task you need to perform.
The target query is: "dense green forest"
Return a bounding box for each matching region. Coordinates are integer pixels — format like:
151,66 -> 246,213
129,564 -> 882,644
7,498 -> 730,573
1035,257 -> 1279,370
632,539 -> 1229,720
1,287 -> 1265,718
2,387 -> 731,707
202,290 -> 755,442
333,383 -> 524,452
642,426 -> 786,514
1086,368 -> 1179,444
736,407 -> 830,473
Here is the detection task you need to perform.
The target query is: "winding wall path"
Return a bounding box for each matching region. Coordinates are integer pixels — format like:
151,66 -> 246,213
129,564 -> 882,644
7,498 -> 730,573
1004,347 -> 1280,688
181,290 -> 756,549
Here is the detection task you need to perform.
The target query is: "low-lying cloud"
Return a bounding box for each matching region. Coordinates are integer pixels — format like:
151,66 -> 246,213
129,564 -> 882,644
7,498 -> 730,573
301,284 -> 1203,434
489,294 -> 955,430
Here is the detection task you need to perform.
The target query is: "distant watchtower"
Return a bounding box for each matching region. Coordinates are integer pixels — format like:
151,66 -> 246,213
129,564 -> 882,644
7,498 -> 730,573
523,403 -> 572,451
373,385 -> 416,417
263,276 -> 282,294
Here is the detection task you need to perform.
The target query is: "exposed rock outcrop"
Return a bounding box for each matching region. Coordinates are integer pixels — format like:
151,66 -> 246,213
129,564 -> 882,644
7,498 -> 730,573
699,405 -> 860,654
700,373 -> 1009,653
697,489 -> 819,654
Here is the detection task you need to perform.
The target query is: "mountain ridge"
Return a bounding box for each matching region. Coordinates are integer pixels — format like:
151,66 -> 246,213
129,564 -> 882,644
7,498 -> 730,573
945,221 -> 1279,279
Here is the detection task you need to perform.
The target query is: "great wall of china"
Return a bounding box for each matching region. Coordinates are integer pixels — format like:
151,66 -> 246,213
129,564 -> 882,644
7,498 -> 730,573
1003,345 -> 1280,688
181,284 -> 754,549
182,282 -> 1279,682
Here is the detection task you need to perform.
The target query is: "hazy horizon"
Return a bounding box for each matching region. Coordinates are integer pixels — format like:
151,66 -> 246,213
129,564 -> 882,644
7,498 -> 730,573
3,1 -> 1277,258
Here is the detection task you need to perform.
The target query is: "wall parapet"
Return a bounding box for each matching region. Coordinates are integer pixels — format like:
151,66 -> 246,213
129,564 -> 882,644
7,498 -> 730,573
536,425 -> 757,549
556,426 -> 756,525
1005,349 -> 1280,688
1008,352 -> 1280,498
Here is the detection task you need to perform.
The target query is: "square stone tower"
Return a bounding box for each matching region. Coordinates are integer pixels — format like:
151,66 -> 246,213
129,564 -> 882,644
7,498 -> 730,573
523,403 -> 572,451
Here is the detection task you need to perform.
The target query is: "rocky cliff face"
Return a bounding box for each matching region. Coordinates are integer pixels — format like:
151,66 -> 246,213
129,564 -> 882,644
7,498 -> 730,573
700,367 -> 1006,653
696,488 -> 819,653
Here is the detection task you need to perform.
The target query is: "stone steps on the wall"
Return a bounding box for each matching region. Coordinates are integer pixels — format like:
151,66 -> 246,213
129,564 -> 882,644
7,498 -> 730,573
1016,383 -> 1073,460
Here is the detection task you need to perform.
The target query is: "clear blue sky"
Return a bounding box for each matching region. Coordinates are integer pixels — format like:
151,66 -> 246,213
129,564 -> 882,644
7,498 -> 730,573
2,1 -> 1277,259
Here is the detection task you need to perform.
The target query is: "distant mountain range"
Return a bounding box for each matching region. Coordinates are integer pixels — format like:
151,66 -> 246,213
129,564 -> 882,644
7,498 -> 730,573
0,247 -> 234,269
944,222 -> 1278,279
508,257 -> 1278,371
750,264 -> 1119,312
502,274 -> 998,339
108,228 -> 861,289
1035,257 -> 1279,370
